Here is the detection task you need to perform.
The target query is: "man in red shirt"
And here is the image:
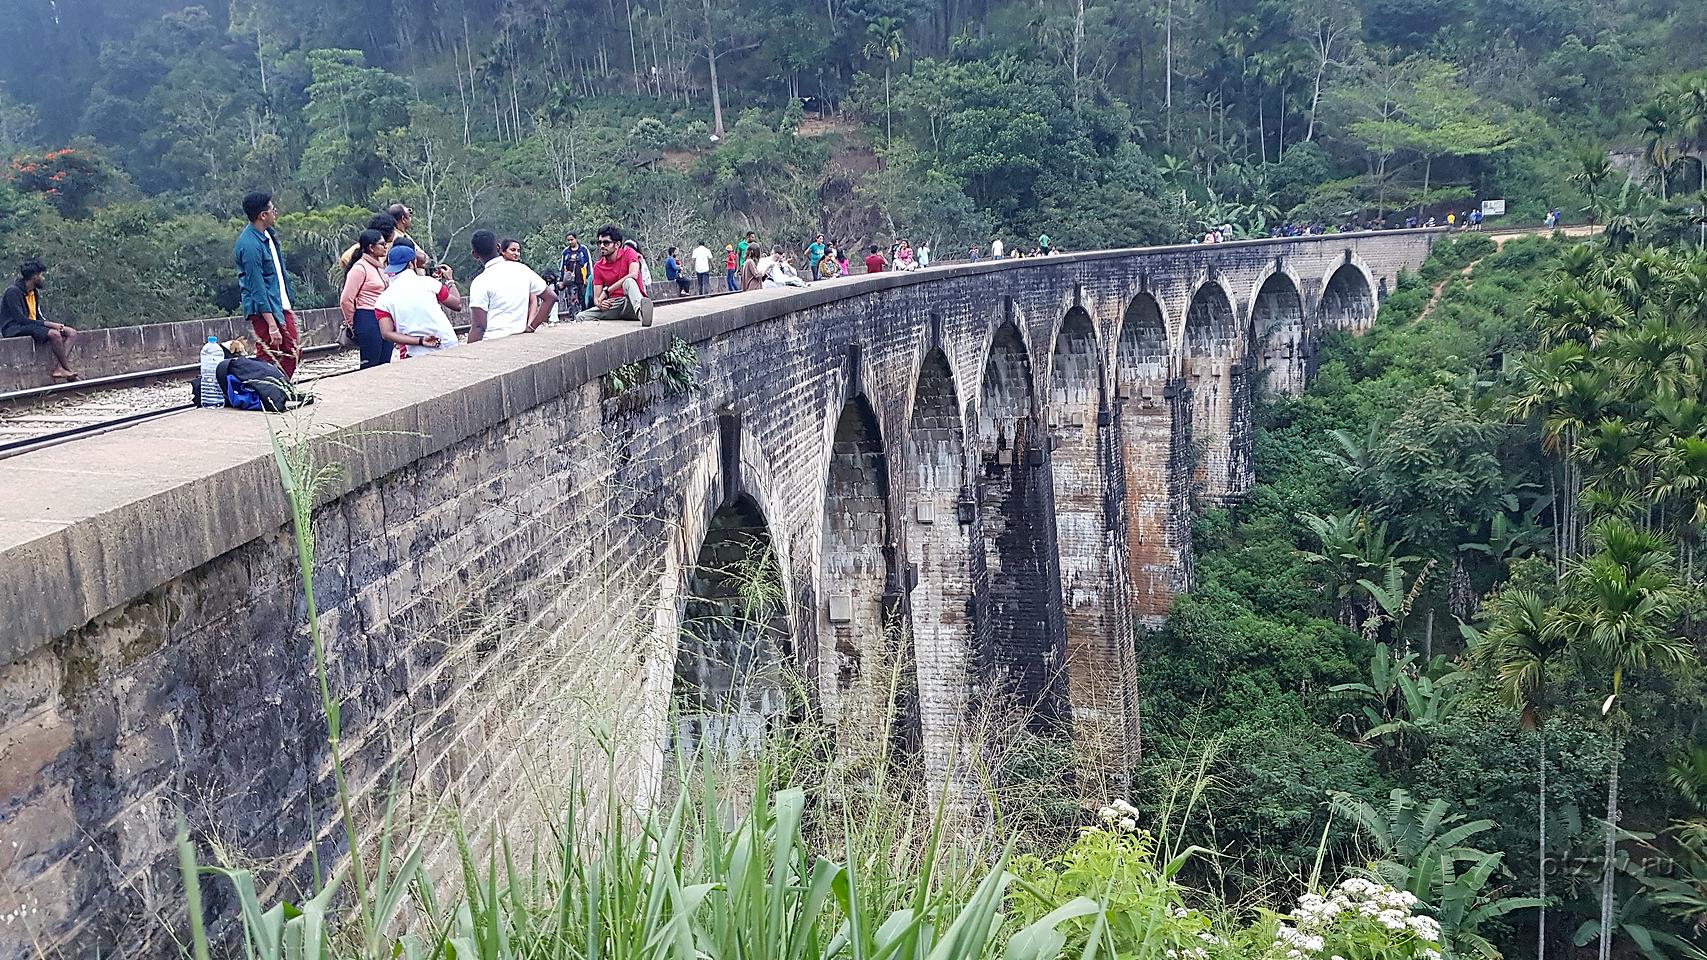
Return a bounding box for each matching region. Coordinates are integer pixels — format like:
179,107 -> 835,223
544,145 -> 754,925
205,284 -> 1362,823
574,224 -> 655,326
864,246 -> 886,274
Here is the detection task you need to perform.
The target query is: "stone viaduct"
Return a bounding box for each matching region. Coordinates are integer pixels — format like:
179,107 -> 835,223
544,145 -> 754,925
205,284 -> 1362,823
0,231 -> 1437,954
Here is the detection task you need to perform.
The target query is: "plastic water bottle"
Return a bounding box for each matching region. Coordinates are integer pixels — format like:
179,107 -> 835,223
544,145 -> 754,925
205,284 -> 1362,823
199,336 -> 226,408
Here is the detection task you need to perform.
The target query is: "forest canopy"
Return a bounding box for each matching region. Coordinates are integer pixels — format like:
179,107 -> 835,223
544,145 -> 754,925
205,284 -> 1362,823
0,0 -> 1704,324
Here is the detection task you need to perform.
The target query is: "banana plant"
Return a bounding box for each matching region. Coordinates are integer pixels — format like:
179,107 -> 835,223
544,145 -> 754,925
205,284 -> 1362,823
1333,790 -> 1543,960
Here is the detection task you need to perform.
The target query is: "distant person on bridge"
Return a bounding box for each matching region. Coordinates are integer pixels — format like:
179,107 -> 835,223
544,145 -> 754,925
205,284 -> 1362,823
387,203 -> 419,252
724,244 -> 738,291
468,229 -> 556,341
375,245 -> 462,358
691,241 -> 713,295
991,237 -> 1004,259
575,225 -> 655,326
1,260 -> 79,381
805,233 -> 827,280
341,227 -> 393,368
233,191 -> 299,378
740,245 -> 764,291
864,246 -> 886,274
560,233 -> 591,311
1038,233 -> 1051,255
339,212 -> 399,270
664,246 -> 690,296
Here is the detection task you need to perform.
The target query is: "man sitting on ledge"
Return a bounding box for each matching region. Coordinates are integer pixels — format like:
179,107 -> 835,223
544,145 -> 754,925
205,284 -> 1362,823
575,224 -> 654,327
0,259 -> 80,381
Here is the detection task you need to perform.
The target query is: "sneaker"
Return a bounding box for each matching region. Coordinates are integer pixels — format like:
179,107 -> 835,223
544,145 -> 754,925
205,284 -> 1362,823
639,298 -> 655,327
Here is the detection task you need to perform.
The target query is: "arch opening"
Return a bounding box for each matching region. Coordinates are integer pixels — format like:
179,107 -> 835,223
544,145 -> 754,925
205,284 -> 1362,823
819,396 -> 913,767
977,322 -> 1067,725
1321,264 -> 1375,332
905,348 -> 982,803
672,495 -> 795,762
1252,273 -> 1309,395
1182,282 -> 1243,502
1116,294 -> 1191,620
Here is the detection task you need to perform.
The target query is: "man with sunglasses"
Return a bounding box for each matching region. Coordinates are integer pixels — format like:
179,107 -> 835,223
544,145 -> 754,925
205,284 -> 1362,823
574,224 -> 654,326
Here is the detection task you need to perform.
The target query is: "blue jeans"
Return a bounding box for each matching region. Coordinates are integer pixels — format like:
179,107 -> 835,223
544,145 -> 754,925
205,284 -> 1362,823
725,269 -> 737,291
352,308 -> 393,368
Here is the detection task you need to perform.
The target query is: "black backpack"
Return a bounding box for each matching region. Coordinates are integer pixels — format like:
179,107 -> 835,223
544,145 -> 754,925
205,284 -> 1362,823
190,356 -> 305,412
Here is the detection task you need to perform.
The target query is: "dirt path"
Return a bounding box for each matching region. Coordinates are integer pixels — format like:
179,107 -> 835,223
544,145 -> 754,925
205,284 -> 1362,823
1413,224 -> 1603,322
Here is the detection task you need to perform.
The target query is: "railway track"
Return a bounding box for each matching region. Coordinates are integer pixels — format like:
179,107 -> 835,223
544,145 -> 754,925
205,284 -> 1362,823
0,347 -> 365,459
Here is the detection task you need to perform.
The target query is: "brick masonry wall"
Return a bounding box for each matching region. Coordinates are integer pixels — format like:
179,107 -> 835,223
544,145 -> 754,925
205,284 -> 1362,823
0,231 -> 1437,954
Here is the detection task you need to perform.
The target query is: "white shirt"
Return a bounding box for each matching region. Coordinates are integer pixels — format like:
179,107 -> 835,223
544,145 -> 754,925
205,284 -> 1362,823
374,272 -> 457,354
991,239 -> 1004,258
468,258 -> 546,340
265,231 -> 292,313
691,245 -> 713,274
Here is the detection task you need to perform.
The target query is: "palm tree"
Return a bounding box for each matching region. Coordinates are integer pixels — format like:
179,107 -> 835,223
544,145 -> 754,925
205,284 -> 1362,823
1556,518 -> 1697,960
1477,589 -> 1567,960
1641,101 -> 1677,201
1571,152 -> 1613,223
1668,76 -> 1707,247
862,18 -> 906,144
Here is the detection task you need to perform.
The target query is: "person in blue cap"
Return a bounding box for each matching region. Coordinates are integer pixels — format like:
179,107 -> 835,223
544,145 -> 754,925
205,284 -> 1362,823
374,244 -> 464,359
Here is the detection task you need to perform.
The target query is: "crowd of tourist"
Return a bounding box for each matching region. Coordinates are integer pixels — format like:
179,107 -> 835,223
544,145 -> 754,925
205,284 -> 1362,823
0,192 -> 1554,386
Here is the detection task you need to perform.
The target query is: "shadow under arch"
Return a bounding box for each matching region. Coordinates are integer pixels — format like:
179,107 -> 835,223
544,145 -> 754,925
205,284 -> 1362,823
976,318 -> 1068,726
1249,270 -> 1310,395
818,393 -> 915,770
1181,279 -> 1248,502
1319,261 -> 1377,332
1115,291 -> 1193,621
671,493 -> 797,762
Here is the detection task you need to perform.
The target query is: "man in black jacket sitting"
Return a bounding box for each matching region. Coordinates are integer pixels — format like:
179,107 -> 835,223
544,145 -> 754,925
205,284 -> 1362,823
0,260 -> 79,381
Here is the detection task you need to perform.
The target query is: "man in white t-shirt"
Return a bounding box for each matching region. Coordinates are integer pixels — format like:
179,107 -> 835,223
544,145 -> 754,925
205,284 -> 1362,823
991,237 -> 1004,259
467,229 -> 556,341
690,242 -> 714,295
374,245 -> 463,357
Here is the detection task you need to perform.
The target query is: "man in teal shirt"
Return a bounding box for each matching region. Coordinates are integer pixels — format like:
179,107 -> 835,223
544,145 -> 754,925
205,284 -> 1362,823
1038,233 -> 1052,255
233,190 -> 299,377
805,233 -> 827,281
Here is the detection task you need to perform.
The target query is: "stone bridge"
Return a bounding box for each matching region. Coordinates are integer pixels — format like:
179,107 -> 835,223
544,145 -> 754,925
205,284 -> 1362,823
0,230 -> 1437,954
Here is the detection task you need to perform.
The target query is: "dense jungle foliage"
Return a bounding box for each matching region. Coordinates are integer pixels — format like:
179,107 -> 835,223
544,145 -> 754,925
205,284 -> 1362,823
0,0 -> 1705,324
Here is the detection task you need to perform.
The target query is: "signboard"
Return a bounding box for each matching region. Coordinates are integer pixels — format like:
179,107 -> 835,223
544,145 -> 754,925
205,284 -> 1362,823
1480,199 -> 1507,217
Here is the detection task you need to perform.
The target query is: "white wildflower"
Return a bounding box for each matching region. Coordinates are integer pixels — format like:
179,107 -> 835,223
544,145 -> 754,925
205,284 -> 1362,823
1407,915 -> 1441,943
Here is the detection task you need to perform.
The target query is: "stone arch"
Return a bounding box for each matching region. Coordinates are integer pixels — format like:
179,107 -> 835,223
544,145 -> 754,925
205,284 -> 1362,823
1049,306 -> 1137,789
977,318 -> 1067,724
1115,293 -> 1192,621
818,394 -> 912,769
1318,260 -> 1377,332
671,493 -> 796,762
905,347 -> 980,804
1181,279 -> 1248,502
1248,269 -> 1310,395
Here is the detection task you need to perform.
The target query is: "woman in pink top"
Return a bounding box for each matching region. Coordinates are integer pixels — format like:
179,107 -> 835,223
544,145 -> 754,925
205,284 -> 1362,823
341,228 -> 392,368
